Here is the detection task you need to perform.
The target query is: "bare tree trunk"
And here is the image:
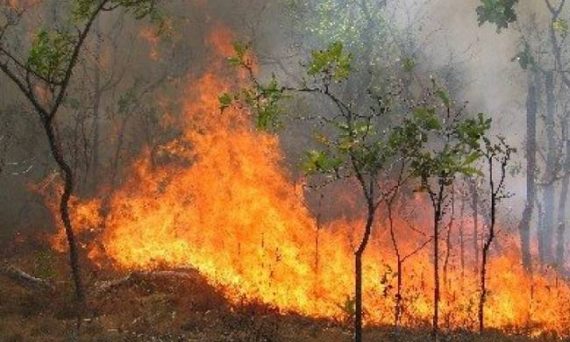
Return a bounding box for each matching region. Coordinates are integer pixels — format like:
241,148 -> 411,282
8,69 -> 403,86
431,182 -> 445,341
443,189 -> 454,288
90,18 -> 103,194
478,141 -> 511,333
388,202 -> 403,327
556,118 -> 569,268
42,119 -> 85,306
314,193 -> 323,276
479,164 -> 495,333
519,71 -> 539,272
460,191 -> 466,283
541,71 -> 556,264
470,179 -> 479,274
354,206 -> 374,342
537,201 -> 545,264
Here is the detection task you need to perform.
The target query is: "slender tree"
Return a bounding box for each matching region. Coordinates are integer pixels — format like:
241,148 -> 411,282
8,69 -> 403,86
477,137 -> 515,332
395,86 -> 491,339
228,41 -> 401,342
0,0 -> 161,309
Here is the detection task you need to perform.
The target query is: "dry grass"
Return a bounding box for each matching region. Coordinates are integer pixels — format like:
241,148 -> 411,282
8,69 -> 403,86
0,250 -> 562,341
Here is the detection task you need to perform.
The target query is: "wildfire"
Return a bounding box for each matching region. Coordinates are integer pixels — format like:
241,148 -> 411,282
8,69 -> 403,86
47,24 -> 570,337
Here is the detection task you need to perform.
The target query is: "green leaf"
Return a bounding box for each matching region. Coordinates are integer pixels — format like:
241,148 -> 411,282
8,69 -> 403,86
27,30 -> 75,82
435,89 -> 450,108
464,151 -> 482,165
218,92 -> 233,110
553,19 -> 569,37
413,107 -> 441,130
476,0 -> 519,32
302,150 -> 342,175
511,43 -> 535,70
227,56 -> 242,66
402,57 -> 416,72
113,0 -> 160,20
308,41 -> 352,81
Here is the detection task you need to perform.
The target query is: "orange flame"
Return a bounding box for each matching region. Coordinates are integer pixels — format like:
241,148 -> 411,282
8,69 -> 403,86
47,25 -> 570,336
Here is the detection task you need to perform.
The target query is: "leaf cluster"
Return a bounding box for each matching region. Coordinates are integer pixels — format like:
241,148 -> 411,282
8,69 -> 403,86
73,0 -> 161,21
511,43 -> 536,70
307,42 -> 352,83
222,43 -> 285,131
27,30 -> 75,83
476,0 -> 519,32
394,95 -> 491,188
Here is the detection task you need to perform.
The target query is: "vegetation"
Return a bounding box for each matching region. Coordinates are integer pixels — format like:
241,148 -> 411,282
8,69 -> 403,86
0,0 -> 568,341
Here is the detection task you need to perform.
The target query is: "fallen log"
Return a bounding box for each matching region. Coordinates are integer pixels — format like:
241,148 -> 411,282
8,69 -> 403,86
93,268 -> 201,296
0,261 -> 55,292
1,261 -> 201,296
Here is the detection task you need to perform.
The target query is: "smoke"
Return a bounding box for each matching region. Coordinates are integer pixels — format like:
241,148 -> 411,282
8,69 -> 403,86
0,0 -> 566,258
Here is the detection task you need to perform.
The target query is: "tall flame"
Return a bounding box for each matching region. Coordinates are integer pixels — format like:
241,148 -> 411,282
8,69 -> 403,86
49,24 -> 570,336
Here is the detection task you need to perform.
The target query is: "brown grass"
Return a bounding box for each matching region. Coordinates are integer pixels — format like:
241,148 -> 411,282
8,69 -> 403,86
0,251 -> 561,341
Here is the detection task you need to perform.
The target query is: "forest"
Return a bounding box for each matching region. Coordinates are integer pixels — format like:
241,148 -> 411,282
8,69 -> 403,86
0,0 -> 569,341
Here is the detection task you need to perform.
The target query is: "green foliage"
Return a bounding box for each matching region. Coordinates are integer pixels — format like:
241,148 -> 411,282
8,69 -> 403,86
476,0 -> 518,32
245,76 -> 284,131
553,19 -> 569,38
455,113 -> 492,150
73,0 -> 161,21
228,42 -> 248,66
302,150 -> 343,175
27,30 -> 75,82
412,107 -> 441,130
117,87 -> 139,113
218,92 -> 233,110
300,115 -> 392,179
435,89 -> 451,109
308,42 -> 352,82
395,90 -> 491,190
224,43 -> 285,130
27,1 -> 163,85
286,0 -> 389,48
511,43 -> 536,70
402,57 -> 416,73
73,0 -> 96,20
115,0 -> 160,20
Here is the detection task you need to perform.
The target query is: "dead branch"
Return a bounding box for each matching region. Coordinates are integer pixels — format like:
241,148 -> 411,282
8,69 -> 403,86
0,261 -> 55,292
93,268 -> 201,296
0,261 -> 201,297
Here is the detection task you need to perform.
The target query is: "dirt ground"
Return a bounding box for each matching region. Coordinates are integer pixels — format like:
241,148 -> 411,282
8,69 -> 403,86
0,247 -> 562,342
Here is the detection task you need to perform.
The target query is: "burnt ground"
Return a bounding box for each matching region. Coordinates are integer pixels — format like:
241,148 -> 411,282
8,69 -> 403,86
0,246 -> 563,342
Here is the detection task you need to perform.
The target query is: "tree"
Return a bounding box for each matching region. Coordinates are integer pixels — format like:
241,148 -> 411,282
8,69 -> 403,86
477,137 -> 515,332
281,0 -> 433,116
394,86 -> 491,338
227,41 -> 401,342
477,0 -> 570,271
0,0 -> 161,311
383,163 -> 433,328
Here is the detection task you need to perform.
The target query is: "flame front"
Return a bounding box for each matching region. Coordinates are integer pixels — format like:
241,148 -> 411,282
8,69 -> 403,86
51,25 -> 570,336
